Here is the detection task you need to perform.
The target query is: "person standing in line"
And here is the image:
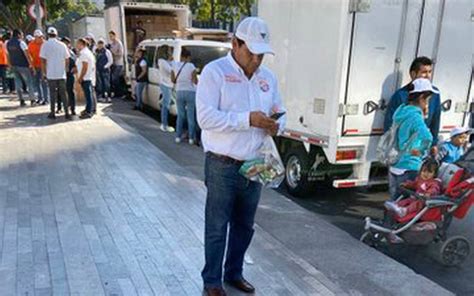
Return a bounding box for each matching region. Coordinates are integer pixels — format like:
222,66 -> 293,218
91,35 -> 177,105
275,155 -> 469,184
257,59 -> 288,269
95,38 -> 113,103
158,45 -> 175,132
40,27 -> 71,120
108,30 -> 125,98
197,17 -> 286,296
172,48 -> 198,145
0,35 -> 9,94
75,38 -> 96,119
6,29 -> 37,106
133,47 -> 148,111
61,37 -> 77,116
29,29 -> 49,105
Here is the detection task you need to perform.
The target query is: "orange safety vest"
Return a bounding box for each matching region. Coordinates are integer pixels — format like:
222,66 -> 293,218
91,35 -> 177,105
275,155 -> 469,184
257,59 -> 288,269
0,41 -> 8,65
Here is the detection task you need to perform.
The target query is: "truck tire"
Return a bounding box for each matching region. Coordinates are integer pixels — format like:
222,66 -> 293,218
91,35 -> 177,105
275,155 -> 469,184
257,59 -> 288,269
284,148 -> 313,197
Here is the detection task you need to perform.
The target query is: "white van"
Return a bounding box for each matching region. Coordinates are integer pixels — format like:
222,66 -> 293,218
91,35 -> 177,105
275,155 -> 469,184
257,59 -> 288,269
136,39 -> 232,115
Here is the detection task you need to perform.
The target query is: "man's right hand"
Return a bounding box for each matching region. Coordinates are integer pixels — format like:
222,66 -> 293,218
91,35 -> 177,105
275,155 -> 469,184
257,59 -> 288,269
250,111 -> 278,135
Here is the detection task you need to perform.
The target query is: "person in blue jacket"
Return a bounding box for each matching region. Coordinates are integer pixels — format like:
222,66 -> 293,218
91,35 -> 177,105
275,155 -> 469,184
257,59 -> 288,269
436,127 -> 470,164
389,78 -> 437,200
384,57 -> 441,146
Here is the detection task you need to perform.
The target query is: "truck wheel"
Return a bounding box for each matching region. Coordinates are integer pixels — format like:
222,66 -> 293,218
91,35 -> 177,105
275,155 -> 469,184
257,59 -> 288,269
284,148 -> 313,197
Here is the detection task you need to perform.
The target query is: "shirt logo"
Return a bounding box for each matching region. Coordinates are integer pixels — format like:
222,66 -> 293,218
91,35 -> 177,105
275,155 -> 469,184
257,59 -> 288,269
259,80 -> 270,92
225,74 -> 242,83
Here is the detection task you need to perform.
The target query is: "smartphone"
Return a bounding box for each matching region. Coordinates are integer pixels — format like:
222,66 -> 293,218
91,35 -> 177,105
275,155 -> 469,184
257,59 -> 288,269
270,112 -> 286,120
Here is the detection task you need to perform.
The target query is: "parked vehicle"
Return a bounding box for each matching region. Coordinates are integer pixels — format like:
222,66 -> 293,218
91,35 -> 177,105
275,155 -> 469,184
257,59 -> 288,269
104,1 -> 191,83
136,38 -> 231,114
258,0 -> 473,195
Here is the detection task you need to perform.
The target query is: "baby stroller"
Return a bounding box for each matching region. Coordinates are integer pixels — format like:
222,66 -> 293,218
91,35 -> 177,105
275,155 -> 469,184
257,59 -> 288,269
361,148 -> 474,266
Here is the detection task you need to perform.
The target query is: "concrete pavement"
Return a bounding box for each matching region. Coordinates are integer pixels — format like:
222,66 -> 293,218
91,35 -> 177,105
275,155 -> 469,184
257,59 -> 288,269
0,94 -> 453,295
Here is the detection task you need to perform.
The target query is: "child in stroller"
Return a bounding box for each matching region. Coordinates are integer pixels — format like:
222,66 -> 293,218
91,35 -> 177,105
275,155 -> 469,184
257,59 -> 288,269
362,148 -> 474,266
384,159 -> 442,218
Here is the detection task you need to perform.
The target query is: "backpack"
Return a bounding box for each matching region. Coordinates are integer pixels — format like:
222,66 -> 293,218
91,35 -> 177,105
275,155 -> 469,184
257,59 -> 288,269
377,121 -> 417,166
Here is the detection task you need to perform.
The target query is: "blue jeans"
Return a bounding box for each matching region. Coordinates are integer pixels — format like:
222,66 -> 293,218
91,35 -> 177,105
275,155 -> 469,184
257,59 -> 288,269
201,153 -> 262,288
388,170 -> 418,200
81,80 -> 93,114
0,65 -> 7,93
176,90 -> 196,140
134,82 -> 146,108
12,66 -> 36,102
66,74 -> 75,113
160,84 -> 172,127
96,69 -> 111,98
33,68 -> 49,102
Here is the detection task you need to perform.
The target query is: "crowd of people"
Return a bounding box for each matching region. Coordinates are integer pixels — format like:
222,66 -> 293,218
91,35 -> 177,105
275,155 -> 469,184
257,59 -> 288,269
0,27 -> 127,119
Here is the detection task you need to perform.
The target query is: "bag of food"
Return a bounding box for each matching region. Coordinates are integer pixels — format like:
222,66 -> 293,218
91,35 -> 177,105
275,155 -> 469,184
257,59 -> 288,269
239,136 -> 285,188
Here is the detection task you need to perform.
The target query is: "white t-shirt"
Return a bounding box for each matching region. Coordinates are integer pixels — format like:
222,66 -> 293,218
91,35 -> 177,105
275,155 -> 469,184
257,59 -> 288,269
39,38 -> 70,80
76,47 -> 96,82
19,40 -> 28,51
139,59 -> 147,67
173,61 -> 196,92
158,58 -> 173,88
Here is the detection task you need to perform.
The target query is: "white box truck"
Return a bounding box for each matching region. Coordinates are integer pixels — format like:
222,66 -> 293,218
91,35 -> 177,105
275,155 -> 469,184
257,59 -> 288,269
258,0 -> 473,195
104,1 -> 191,81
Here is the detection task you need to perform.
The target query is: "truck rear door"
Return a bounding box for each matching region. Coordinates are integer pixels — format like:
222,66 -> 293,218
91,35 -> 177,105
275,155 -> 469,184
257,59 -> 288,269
341,0 -> 422,137
423,0 -> 473,134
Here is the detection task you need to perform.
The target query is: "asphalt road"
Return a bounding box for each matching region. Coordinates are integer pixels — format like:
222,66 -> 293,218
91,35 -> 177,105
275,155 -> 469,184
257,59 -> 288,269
109,101 -> 473,295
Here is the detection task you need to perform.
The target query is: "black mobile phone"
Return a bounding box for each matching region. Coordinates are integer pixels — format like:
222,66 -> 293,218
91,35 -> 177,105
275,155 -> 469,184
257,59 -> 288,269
271,112 -> 286,120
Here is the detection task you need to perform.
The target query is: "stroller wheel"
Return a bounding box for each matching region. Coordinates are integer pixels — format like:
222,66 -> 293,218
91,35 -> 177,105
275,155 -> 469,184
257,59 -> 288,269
437,236 -> 470,267
360,231 -> 377,247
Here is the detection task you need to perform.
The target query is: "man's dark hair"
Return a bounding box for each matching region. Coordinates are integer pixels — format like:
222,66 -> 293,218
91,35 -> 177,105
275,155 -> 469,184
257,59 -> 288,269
77,38 -> 87,46
109,30 -> 116,36
61,37 -> 71,44
12,29 -> 23,38
181,48 -> 191,58
235,37 -> 245,47
409,56 -> 433,73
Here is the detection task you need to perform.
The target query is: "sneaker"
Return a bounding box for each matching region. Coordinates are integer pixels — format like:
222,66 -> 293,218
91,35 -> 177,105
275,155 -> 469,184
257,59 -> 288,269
175,137 -> 182,144
79,112 -> 92,119
160,124 -> 174,132
41,101 -> 47,105
71,110 -> 76,116
30,100 -> 36,106
47,113 -> 56,119
384,201 -> 407,217
56,109 -> 62,114
20,100 -> 26,107
188,139 -> 195,145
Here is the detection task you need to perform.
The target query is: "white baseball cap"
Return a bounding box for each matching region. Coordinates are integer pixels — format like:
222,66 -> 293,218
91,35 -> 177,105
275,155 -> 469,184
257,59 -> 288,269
33,29 -> 43,37
47,27 -> 58,35
25,35 -> 33,42
450,127 -> 471,138
409,78 -> 439,94
235,17 -> 274,55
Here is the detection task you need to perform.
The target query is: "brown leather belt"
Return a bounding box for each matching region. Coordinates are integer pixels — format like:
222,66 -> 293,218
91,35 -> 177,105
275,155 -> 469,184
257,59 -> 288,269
207,152 -> 244,166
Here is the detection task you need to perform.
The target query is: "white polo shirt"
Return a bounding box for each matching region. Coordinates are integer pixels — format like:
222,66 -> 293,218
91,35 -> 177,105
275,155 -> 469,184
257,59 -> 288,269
76,47 -> 96,82
39,38 -> 70,80
196,53 -> 286,161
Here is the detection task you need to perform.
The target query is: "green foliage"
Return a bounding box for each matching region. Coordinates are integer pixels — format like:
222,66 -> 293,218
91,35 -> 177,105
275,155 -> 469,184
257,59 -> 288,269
0,0 -> 98,33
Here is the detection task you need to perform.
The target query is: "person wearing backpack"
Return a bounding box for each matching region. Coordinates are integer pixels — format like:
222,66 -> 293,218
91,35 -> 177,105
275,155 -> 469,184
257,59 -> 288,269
388,78 -> 437,200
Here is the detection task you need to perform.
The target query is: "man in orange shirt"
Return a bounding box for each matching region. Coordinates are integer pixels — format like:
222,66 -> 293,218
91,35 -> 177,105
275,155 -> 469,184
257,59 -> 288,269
29,29 -> 49,104
0,35 -> 8,94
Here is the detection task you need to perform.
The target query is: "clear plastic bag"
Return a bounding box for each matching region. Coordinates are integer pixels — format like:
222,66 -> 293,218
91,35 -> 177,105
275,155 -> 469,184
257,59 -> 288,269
239,136 -> 285,188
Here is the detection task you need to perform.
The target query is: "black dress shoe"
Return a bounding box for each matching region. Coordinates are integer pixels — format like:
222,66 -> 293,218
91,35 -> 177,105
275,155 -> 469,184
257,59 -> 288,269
225,279 -> 255,293
203,287 -> 226,296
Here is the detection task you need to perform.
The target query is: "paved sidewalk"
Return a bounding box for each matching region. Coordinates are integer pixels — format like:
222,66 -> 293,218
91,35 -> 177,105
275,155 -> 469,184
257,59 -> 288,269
0,96 -> 452,296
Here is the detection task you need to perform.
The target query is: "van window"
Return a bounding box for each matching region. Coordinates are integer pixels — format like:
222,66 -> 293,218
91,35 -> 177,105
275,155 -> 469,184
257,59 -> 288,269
155,45 -> 174,68
182,46 -> 230,72
144,46 -> 156,66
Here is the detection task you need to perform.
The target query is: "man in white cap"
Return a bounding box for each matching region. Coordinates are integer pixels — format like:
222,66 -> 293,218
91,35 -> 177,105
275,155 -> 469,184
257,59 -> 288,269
197,17 -> 286,296
40,27 -> 71,119
29,29 -> 49,105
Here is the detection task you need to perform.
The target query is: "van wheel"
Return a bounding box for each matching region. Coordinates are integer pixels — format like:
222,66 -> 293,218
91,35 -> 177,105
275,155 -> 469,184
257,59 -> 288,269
284,148 -> 313,197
